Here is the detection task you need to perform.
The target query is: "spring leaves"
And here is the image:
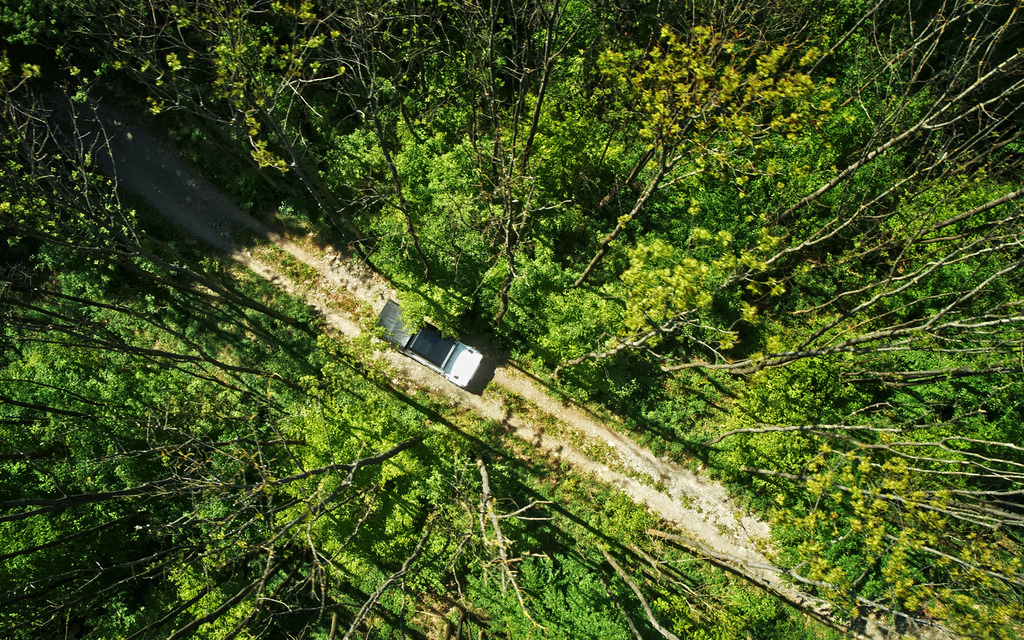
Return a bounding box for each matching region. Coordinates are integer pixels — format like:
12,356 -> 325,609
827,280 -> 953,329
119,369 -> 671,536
592,26 -> 826,362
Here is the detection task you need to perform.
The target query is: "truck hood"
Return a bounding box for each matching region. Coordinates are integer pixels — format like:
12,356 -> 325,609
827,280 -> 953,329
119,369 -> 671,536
444,343 -> 483,387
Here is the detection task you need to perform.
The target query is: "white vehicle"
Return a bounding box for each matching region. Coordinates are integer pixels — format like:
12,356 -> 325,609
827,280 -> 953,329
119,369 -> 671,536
377,300 -> 483,388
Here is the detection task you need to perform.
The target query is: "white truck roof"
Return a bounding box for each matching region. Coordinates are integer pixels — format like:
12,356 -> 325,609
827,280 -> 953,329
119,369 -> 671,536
444,343 -> 484,387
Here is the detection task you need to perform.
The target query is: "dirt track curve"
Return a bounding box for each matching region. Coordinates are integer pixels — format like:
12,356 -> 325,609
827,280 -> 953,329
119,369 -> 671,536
59,97 -> 937,640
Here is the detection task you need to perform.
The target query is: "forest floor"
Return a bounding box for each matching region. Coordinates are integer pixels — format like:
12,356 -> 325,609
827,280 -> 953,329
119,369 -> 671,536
66,98 -> 919,639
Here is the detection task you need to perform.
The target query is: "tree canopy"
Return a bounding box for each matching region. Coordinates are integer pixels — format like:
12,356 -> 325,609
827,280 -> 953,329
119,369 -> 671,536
2,0 -> 1023,637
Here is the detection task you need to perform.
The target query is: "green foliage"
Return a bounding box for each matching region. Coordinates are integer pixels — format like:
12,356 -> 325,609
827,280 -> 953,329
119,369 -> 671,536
600,25 -> 831,175
617,228 -> 780,351
772,452 -> 1024,639
4,0 -> 1023,636
716,359 -> 865,488
502,248 -> 616,363
469,554 -> 632,640
712,355 -> 1024,634
392,278 -> 472,335
657,583 -> 818,640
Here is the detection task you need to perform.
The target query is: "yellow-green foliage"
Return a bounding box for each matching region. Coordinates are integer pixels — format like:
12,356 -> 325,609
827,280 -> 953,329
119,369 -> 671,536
718,359 -> 857,480
774,453 -> 1024,639
619,229 -> 781,349
621,238 -> 715,334
599,25 -> 832,177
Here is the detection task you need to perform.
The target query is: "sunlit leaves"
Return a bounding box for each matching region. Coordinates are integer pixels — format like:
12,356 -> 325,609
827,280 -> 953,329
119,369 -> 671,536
600,25 -> 832,179
615,222 -> 782,357
773,451 -> 1024,639
620,238 -> 714,336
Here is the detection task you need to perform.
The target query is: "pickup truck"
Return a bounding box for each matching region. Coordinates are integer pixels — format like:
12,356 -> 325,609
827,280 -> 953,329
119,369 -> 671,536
377,300 -> 483,388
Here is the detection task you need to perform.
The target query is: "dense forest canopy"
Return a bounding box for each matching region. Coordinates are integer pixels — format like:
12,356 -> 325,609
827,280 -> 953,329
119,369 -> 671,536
2,0 -> 1024,638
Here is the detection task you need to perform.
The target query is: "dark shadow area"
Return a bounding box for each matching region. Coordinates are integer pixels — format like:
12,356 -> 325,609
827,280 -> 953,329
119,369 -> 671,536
463,356 -> 496,395
330,583 -> 431,640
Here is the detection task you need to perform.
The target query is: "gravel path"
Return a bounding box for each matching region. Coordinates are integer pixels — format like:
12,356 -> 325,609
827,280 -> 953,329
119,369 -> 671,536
57,97 -> 922,639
